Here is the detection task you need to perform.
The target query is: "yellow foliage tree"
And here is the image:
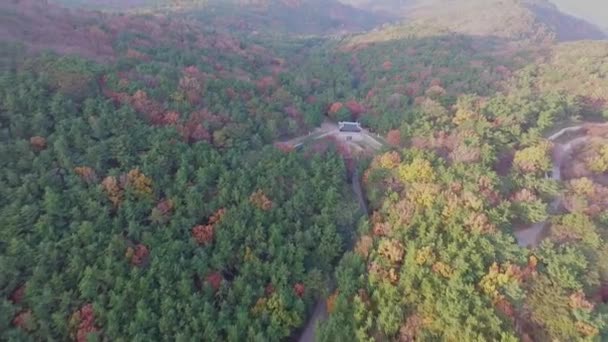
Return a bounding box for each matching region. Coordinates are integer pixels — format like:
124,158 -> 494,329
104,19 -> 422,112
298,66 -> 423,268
406,183 -> 439,208
376,151 -> 401,170
513,141 -> 553,173
397,158 -> 435,184
586,144 -> 608,173
378,239 -> 405,264
415,246 -> 436,266
569,177 -> 595,197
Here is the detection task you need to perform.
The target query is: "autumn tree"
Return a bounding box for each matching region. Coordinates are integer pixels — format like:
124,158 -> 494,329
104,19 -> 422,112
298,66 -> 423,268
513,140 -> 553,174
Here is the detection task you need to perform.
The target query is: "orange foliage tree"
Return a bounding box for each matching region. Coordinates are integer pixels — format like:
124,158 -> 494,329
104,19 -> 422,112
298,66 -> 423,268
250,190 -> 273,211
30,136 -> 47,151
192,224 -> 214,245
126,168 -> 153,197
69,304 -> 99,342
74,166 -> 98,184
326,291 -> 339,314
101,176 -> 123,207
328,102 -> 344,115
192,208 -> 226,245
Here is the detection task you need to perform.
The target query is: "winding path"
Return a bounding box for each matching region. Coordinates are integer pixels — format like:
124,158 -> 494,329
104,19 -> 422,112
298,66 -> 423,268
514,122 -> 608,247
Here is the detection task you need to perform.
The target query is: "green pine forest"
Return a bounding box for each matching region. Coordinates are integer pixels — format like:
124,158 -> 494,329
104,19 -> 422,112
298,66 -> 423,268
1,0 -> 608,341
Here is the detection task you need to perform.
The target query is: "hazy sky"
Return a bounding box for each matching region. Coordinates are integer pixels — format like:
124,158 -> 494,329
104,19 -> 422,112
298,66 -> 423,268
550,0 -> 608,28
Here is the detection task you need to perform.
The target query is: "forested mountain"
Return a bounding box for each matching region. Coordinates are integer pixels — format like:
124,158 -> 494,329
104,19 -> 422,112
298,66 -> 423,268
341,0 -> 605,42
49,0 -> 387,35
1,0 -> 608,341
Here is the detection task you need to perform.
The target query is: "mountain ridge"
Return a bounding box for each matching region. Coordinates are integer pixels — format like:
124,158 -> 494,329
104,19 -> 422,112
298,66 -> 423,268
339,0 -> 605,41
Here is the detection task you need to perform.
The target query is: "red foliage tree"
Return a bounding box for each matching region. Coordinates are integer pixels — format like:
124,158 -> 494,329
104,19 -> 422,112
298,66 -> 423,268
30,136 -> 47,151
406,82 -> 421,97
386,129 -> 401,146
293,283 -> 305,298
256,76 -> 275,93
155,199 -> 173,217
599,283 -> 608,303
177,110 -> 221,143
126,244 -> 150,267
382,60 -> 393,71
495,298 -> 515,320
366,90 -> 375,101
206,272 -> 223,291
275,142 -> 295,153
191,124 -> 211,142
162,111 -> 180,125
284,105 -> 302,120
345,100 -> 365,117
10,284 -> 26,304
225,87 -> 237,99
265,283 -> 275,296
12,310 -> 35,331
70,304 -> 99,342
131,90 -> 164,124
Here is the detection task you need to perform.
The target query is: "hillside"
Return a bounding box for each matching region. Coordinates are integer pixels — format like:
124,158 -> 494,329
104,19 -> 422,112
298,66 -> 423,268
535,41 -> 608,113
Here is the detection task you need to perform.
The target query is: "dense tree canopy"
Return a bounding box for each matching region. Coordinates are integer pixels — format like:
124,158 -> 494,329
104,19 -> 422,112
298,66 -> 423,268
2,0 -> 608,341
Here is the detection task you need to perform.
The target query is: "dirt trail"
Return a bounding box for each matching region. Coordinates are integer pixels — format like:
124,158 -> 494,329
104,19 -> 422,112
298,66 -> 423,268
297,169 -> 368,342
297,300 -> 329,342
514,122 -> 608,247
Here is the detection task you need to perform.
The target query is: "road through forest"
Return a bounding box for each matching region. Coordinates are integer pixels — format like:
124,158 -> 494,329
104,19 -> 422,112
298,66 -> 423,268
514,122 -> 608,247
297,168 -> 368,342
294,121 -> 608,340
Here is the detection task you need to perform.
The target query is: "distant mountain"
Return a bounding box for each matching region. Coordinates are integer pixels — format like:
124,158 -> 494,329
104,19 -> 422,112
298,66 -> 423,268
50,0 -> 389,35
340,0 -> 605,42
337,0 -> 410,13
550,0 -> 608,31
49,0 -> 151,10
526,0 -> 606,41
194,0 -> 390,35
